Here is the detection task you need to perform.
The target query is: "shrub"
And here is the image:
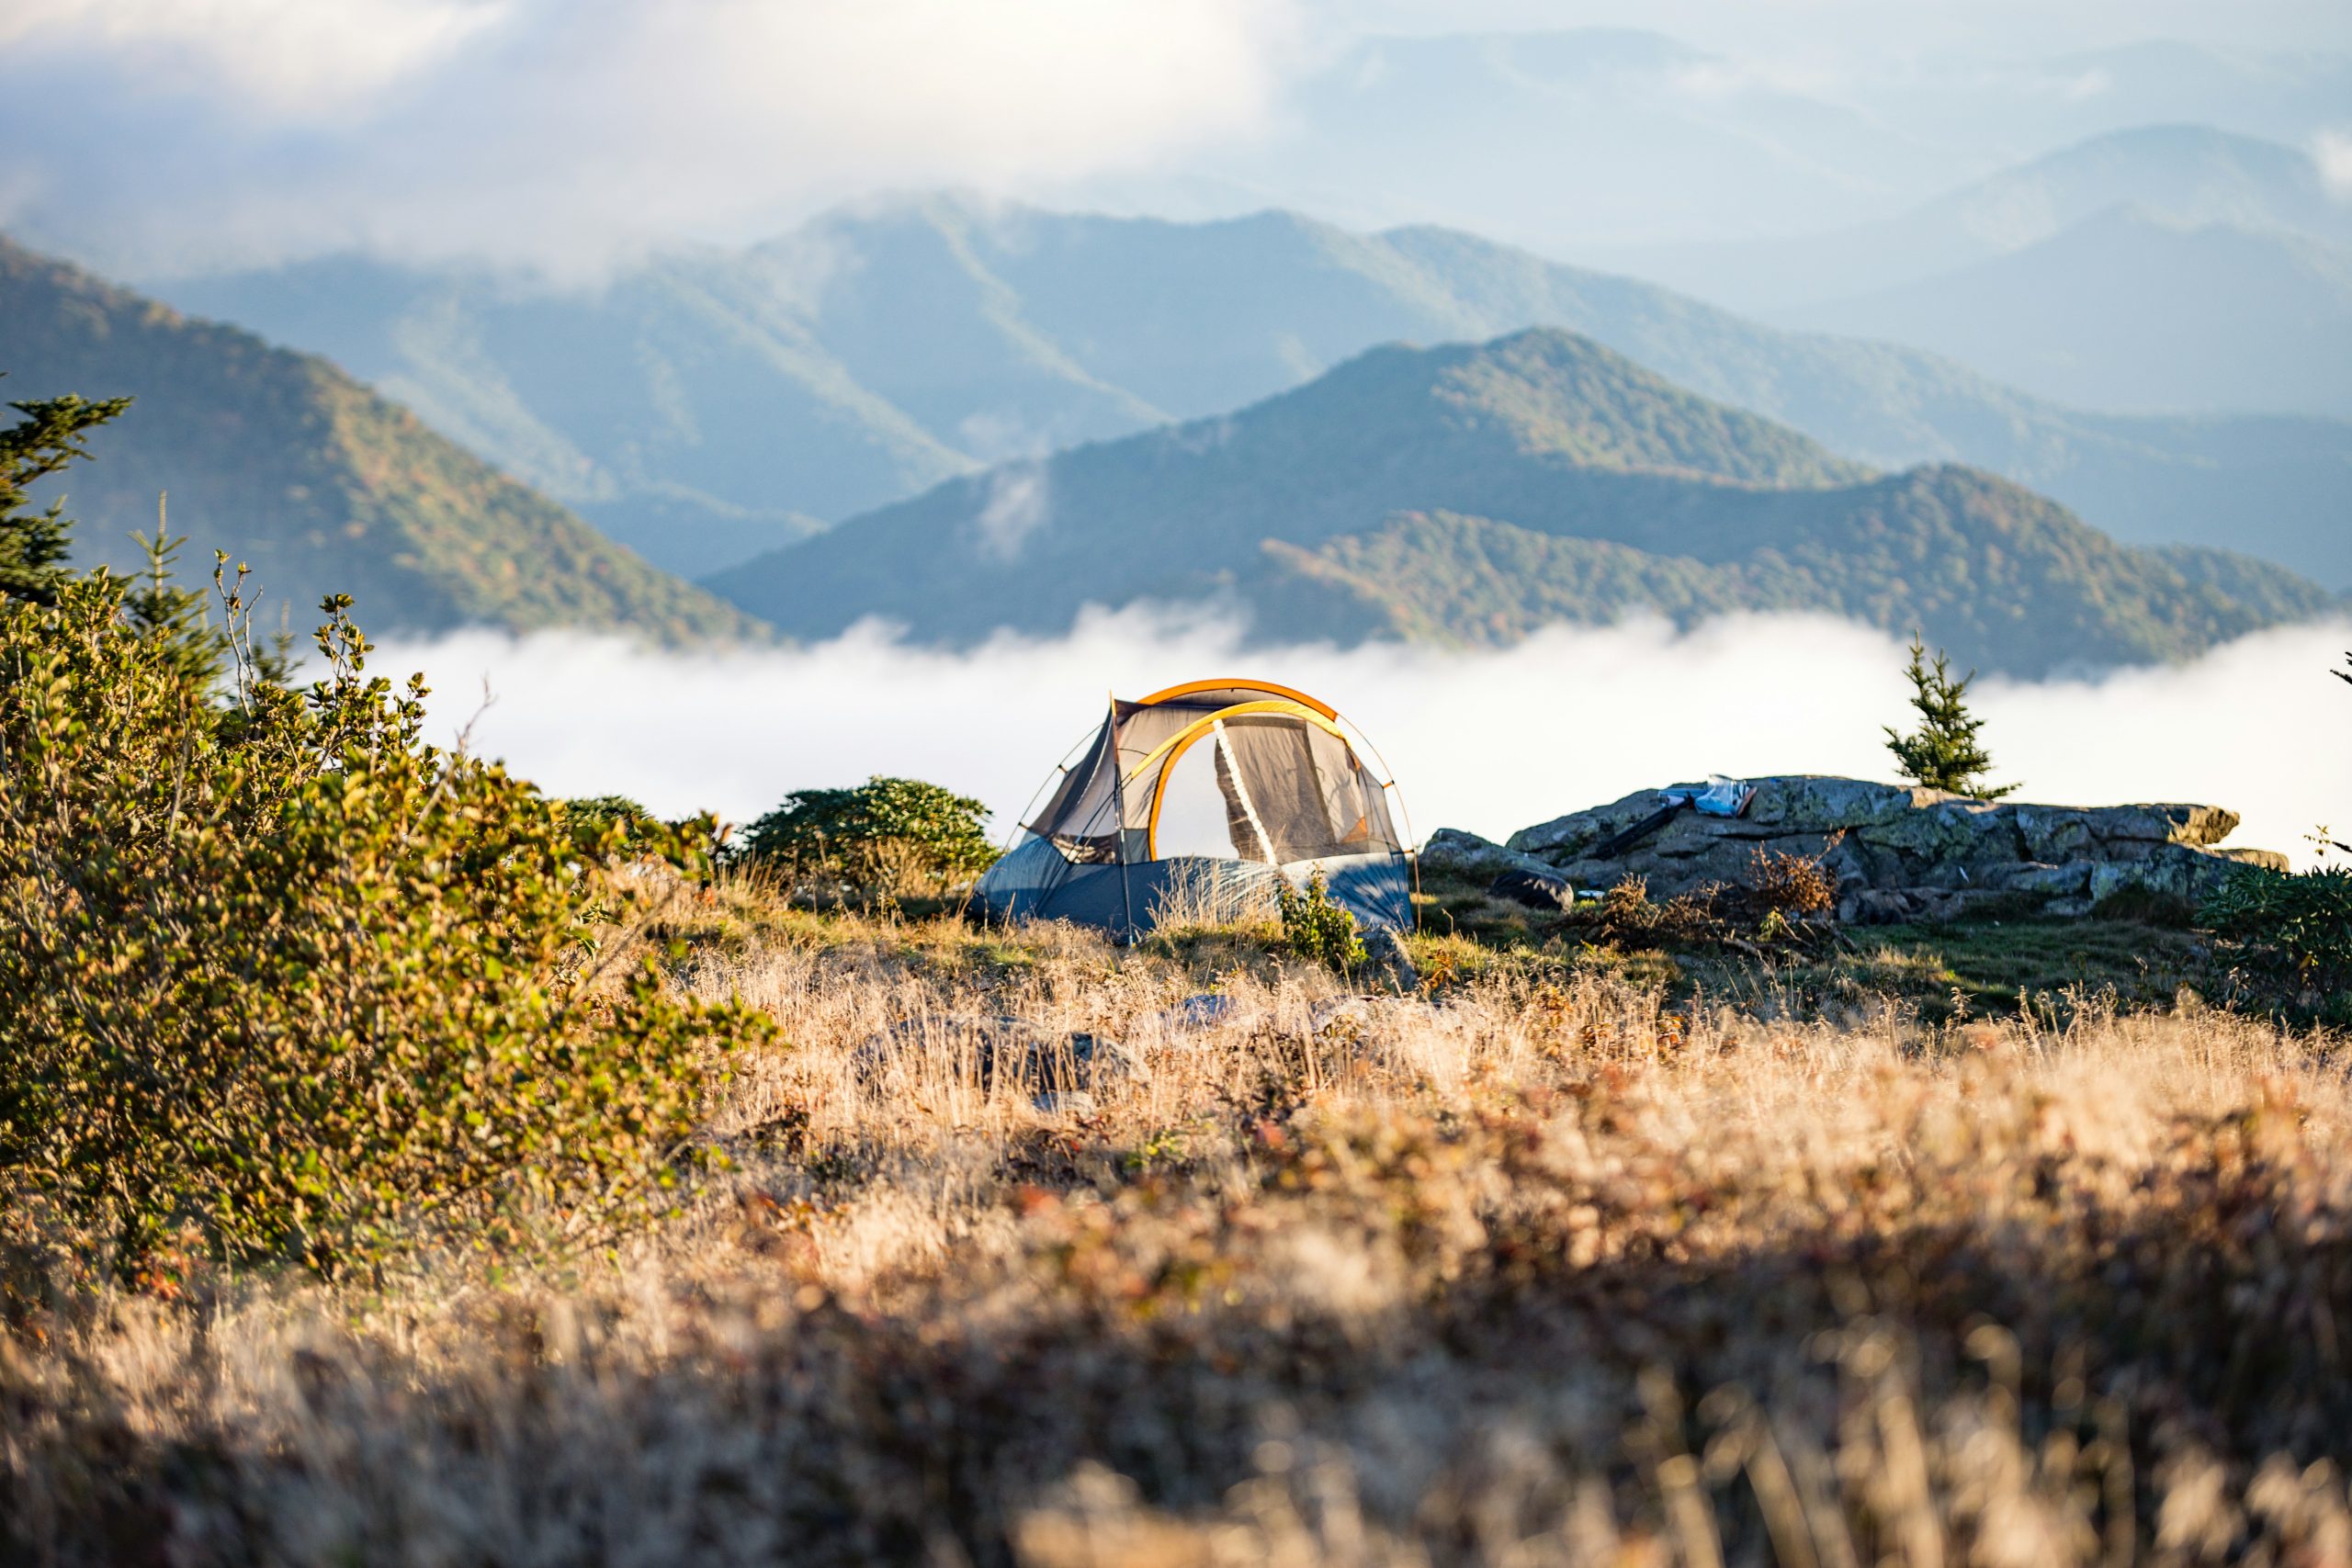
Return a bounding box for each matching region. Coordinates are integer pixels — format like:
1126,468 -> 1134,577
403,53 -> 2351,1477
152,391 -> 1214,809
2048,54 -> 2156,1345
1584,876 -> 1728,947
2201,863 -> 2352,1006
739,776 -> 997,897
1741,831 -> 1843,918
0,403 -> 769,1282
0,577 -> 772,1281
560,794 -> 660,843
1279,869 -> 1365,975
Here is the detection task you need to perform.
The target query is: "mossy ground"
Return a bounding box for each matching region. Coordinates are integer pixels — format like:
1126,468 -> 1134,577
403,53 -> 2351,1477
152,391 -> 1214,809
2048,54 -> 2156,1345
1410,868 -> 2219,1024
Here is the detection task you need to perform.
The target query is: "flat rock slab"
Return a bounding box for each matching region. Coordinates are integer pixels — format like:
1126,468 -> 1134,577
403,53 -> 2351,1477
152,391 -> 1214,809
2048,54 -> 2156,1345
1439,775 -> 2283,922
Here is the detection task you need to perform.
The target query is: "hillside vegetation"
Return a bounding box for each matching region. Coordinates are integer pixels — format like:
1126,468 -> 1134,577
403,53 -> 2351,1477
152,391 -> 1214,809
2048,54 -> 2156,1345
8,899 -> 2351,1565
162,197 -> 2352,583
709,329 -> 2335,676
0,237 -> 763,645
1257,491 -> 2332,664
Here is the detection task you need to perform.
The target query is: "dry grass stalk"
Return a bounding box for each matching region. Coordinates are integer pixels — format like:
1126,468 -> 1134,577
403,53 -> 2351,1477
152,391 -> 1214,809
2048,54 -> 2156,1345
1147,856 -> 1284,934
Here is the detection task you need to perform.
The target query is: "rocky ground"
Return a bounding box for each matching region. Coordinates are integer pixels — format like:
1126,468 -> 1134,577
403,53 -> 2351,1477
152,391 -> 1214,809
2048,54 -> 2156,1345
1424,775 -> 2286,924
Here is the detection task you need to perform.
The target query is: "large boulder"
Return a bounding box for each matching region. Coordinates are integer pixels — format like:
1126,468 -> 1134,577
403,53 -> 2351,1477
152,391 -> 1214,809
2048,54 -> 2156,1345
1418,827 -> 1560,881
1500,775 -> 2283,922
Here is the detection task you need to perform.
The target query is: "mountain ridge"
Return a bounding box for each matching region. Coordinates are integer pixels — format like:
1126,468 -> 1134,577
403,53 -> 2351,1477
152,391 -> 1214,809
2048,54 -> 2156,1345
1789,207 -> 2352,419
705,327 -> 2336,676
1611,123 -> 2352,310
0,236 -> 763,646
153,196 -> 2352,587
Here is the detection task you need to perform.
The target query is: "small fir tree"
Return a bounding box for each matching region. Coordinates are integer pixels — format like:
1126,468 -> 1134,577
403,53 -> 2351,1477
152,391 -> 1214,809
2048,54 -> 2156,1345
0,391 -> 132,605
120,498 -> 232,689
1883,634 -> 2017,800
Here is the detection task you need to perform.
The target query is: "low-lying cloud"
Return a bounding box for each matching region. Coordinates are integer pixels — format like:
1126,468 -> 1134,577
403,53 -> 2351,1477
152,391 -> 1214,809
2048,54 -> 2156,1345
972,465 -> 1052,561
378,609 -> 2352,871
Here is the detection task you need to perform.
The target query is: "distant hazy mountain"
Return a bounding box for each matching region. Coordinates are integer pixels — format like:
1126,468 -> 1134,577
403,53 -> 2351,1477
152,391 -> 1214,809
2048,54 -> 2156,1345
1611,125 -> 2352,310
1099,29 -> 1965,252
161,198 -> 2352,587
1069,33 -> 2352,259
1791,209 -> 2352,418
707,329 -> 2333,678
1838,41 -> 2352,175
0,238 -> 759,646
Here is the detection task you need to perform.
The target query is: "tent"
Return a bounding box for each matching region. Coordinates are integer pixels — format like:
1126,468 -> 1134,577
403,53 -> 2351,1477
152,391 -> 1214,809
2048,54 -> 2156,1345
973,678 -> 1414,942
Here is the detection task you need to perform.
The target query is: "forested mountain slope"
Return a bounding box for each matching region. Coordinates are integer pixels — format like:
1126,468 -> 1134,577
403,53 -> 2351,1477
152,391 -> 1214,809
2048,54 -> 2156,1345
161,198 -> 2352,586
1,238 -> 760,645
707,329 -> 2335,676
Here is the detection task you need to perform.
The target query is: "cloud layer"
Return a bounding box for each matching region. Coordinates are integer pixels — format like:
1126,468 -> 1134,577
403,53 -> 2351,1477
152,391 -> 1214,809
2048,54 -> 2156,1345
376,610 -> 2352,872
0,0 -> 1296,278
13,0 -> 2344,280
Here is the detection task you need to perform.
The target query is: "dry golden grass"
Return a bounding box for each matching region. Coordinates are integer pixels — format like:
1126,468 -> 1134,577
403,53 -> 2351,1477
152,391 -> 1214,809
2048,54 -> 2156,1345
5,904 -> 2350,1566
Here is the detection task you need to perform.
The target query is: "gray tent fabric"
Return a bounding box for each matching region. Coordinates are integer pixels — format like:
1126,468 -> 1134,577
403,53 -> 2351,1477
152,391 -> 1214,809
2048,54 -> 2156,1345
977,679 -> 1414,942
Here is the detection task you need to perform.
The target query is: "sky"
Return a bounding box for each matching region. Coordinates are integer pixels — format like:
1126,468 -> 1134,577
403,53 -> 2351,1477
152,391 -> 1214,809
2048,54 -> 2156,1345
2,0 -> 2346,277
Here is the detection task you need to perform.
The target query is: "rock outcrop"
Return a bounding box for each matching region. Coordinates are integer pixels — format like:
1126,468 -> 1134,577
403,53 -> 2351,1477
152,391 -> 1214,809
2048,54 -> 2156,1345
1418,827 -> 1560,882
1429,776 -> 2285,923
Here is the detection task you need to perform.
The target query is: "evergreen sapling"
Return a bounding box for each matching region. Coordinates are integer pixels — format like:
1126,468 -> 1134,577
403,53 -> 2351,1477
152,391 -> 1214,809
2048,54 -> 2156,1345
1883,634 -> 2017,800
0,390 -> 131,606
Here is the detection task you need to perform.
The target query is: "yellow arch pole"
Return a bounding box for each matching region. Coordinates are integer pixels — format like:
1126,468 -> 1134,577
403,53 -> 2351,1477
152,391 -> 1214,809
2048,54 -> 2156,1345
1134,677 -> 1340,720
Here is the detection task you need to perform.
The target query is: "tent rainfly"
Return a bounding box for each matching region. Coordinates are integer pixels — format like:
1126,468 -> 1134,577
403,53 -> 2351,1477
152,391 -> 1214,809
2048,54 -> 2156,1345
973,678 -> 1414,941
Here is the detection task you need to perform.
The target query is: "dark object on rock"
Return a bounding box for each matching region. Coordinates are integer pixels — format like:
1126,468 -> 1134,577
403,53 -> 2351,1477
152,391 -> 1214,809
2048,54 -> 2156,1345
1588,800 -> 1688,860
1489,868 -> 1576,912
1839,888 -> 1919,925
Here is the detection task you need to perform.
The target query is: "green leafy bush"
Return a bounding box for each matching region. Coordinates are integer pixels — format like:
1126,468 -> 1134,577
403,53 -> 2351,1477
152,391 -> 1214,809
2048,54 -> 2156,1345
560,793 -> 661,844
0,402 -> 768,1283
1279,870 -> 1366,975
2201,864 -> 2352,1004
739,776 -> 997,897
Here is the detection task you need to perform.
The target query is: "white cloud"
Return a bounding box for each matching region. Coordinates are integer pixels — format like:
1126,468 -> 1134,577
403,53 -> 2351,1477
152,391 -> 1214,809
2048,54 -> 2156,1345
375,610 -> 2352,872
972,465 -> 1052,560
0,0 -> 505,118
0,0 -> 1301,277
2057,65 -> 2114,104
2315,130 -> 2352,201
